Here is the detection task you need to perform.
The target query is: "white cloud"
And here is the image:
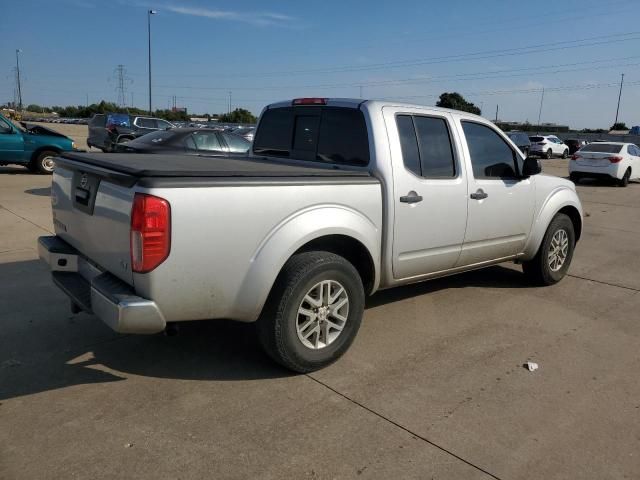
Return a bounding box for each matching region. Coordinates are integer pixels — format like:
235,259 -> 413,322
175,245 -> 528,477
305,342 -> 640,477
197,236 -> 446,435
164,4 -> 294,26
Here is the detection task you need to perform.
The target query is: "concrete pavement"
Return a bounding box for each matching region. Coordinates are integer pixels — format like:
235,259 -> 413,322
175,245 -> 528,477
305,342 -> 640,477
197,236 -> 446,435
0,159 -> 638,479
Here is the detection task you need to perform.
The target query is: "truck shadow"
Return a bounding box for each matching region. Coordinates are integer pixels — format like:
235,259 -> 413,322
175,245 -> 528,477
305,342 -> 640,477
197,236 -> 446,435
24,187 -> 51,196
1,259 -> 528,401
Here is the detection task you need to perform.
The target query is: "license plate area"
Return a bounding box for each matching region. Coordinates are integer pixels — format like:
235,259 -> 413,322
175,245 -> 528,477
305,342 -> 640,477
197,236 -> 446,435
72,171 -> 101,215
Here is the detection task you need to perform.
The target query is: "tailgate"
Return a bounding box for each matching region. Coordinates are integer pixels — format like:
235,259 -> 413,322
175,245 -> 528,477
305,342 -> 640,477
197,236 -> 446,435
51,162 -> 135,285
576,152 -> 611,167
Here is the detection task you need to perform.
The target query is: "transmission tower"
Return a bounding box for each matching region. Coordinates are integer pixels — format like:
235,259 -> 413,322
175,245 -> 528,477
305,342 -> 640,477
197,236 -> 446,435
111,64 -> 133,108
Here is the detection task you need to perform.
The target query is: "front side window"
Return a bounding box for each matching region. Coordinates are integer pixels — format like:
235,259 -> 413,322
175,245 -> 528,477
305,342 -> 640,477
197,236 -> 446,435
462,121 -> 518,179
0,117 -> 12,133
156,119 -> 172,129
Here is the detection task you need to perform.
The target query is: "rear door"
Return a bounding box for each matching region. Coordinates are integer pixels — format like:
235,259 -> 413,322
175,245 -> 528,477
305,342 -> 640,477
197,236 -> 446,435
457,119 -> 535,266
383,106 -> 468,279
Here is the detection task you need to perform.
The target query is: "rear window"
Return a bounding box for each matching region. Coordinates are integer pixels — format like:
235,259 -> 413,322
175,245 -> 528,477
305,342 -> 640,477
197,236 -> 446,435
254,106 -> 370,166
580,144 -> 623,153
529,136 -> 544,142
130,130 -> 178,144
106,113 -> 130,128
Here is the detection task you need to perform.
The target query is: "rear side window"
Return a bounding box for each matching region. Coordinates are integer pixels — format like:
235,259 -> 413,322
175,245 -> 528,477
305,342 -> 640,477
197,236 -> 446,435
462,121 -> 518,179
396,115 -> 455,178
137,118 -> 156,129
254,106 -> 369,166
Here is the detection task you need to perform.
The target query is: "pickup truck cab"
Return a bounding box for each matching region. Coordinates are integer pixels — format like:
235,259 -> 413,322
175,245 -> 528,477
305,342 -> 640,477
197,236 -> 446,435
0,113 -> 76,173
39,98 -> 583,372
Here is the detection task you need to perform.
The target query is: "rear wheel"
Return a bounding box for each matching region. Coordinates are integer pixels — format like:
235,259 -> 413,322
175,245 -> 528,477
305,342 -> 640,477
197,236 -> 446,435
562,149 -> 569,159
546,149 -> 553,159
618,168 -> 631,187
523,213 -> 575,286
30,150 -> 58,174
257,251 -> 365,373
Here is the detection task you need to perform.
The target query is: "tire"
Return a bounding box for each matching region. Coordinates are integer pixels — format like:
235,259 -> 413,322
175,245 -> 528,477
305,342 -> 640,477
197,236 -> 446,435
522,213 -> 575,286
546,149 -> 553,159
562,149 -> 569,159
257,251 -> 365,373
30,150 -> 58,174
618,168 -> 631,187
569,172 -> 581,184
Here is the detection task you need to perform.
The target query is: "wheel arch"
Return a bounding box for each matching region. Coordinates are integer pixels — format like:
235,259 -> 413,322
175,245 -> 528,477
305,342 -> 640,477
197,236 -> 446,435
522,188 -> 583,260
30,145 -> 61,163
232,205 -> 381,322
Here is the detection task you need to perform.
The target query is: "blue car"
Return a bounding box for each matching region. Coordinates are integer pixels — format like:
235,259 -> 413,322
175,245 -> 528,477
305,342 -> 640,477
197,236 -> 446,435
0,113 -> 76,173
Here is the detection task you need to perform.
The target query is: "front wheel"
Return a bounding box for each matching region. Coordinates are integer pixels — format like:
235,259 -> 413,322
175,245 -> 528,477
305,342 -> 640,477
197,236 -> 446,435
522,213 -> 575,286
30,150 -> 58,174
257,251 -> 365,373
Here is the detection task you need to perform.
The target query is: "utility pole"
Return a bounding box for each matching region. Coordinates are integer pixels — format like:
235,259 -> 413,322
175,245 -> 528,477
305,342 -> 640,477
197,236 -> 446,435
86,93 -> 89,107
228,91 -> 232,114
537,88 -> 545,131
495,104 -> 499,123
359,85 -> 363,99
131,92 -> 134,108
614,73 -> 625,127
148,9 -> 157,115
15,49 -> 23,112
114,64 -> 129,108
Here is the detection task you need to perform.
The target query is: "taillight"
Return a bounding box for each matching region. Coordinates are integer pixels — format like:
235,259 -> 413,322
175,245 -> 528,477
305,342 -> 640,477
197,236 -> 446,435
607,156 -> 623,163
130,193 -> 171,273
571,154 -> 580,161
292,98 -> 327,105
537,142 -> 546,145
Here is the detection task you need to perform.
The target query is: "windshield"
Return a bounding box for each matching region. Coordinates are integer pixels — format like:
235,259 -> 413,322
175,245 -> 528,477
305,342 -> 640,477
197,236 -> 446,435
580,144 -> 623,153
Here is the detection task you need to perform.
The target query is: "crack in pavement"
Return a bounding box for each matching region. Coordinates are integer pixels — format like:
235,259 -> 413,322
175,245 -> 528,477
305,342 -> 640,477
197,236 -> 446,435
567,273 -> 640,292
0,204 -> 53,234
306,374 -> 503,480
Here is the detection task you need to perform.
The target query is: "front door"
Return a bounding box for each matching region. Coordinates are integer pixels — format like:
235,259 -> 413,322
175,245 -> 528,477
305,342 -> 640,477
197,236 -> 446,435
384,106 -> 468,280
456,120 -> 535,266
0,116 -> 24,162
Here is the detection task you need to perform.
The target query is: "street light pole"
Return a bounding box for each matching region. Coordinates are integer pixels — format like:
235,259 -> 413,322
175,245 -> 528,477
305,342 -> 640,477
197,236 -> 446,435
15,49 -> 23,112
614,73 -> 625,127
148,10 -> 157,115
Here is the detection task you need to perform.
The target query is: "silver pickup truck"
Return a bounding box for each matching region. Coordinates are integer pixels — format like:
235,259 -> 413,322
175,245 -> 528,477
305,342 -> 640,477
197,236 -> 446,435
39,98 -> 583,372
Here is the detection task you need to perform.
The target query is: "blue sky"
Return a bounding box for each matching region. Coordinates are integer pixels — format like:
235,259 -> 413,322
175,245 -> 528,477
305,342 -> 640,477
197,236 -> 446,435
1,0 -> 639,128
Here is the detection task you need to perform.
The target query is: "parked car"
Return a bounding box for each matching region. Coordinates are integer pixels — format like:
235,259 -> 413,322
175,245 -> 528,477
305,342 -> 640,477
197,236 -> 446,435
569,142 -> 639,187
115,128 -> 250,155
87,113 -> 175,152
564,139 -> 588,155
529,135 -> 570,159
38,98 -> 583,372
506,131 -> 531,156
0,112 -> 77,173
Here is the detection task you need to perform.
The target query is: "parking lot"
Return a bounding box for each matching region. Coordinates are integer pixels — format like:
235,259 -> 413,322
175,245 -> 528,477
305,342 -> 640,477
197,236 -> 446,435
0,154 -> 639,479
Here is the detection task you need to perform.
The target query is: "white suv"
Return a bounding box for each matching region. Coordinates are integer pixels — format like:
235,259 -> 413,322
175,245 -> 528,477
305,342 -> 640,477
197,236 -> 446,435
529,135 -> 569,159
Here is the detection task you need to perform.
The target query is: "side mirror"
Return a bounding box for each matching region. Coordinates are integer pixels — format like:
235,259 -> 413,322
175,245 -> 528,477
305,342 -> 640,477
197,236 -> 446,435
522,157 -> 541,177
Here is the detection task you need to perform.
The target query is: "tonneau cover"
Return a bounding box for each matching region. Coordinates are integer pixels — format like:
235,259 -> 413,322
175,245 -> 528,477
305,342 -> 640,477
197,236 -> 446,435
58,152 -> 371,178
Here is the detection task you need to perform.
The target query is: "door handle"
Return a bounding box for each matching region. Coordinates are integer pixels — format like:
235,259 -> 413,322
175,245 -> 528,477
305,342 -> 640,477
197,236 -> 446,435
400,191 -> 423,204
470,189 -> 488,200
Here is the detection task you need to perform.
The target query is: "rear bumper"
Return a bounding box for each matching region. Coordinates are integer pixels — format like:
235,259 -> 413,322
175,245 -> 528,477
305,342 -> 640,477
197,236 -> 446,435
38,236 -> 166,334
568,162 -> 621,179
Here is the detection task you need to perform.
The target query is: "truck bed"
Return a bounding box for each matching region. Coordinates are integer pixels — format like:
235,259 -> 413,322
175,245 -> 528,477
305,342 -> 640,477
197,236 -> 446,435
57,152 -> 375,187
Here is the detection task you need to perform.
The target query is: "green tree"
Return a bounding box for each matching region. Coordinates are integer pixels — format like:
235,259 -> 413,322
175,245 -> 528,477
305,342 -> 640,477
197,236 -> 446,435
218,108 -> 257,124
436,92 -> 481,115
611,122 -> 628,130
26,104 -> 44,113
